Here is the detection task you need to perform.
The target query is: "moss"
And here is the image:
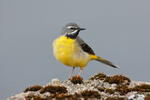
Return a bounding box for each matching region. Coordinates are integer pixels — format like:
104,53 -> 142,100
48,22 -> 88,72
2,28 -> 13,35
105,89 -> 115,94
112,83 -> 150,95
98,85 -> 131,95
114,83 -> 150,95
132,84 -> 150,92
25,95 -> 45,100
24,85 -> 43,93
53,94 -> 73,99
54,93 -> 83,100
106,97 -> 125,100
49,93 -> 84,100
97,87 -> 115,94
104,75 -> 130,85
81,90 -> 101,99
97,87 -> 105,92
145,94 -> 150,100
70,75 -> 83,84
25,93 -> 81,100
90,72 -> 107,80
115,85 -> 132,95
40,85 -> 67,94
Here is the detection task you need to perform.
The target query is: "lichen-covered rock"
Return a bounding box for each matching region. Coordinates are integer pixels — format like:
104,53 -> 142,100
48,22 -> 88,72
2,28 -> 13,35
7,73 -> 150,100
24,85 -> 43,93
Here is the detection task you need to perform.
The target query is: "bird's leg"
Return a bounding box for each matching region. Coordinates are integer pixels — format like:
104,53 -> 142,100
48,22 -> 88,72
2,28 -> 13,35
77,68 -> 83,77
68,67 -> 75,80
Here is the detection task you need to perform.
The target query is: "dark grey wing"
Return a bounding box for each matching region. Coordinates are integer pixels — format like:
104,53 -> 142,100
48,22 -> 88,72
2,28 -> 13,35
76,36 -> 95,55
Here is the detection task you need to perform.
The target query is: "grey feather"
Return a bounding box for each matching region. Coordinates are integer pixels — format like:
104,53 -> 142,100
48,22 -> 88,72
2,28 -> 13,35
76,36 -> 95,55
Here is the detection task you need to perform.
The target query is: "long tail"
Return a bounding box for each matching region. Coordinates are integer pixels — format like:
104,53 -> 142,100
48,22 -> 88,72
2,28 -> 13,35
90,55 -> 120,68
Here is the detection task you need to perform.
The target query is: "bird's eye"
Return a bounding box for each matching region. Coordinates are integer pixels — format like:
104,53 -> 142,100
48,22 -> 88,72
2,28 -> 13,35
70,27 -> 75,30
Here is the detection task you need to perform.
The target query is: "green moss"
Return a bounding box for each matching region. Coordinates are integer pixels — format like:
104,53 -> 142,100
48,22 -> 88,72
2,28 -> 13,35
24,85 -> 43,93
40,85 -> 67,94
70,75 -> 83,84
104,75 -> 131,85
81,90 -> 101,99
90,72 -> 107,80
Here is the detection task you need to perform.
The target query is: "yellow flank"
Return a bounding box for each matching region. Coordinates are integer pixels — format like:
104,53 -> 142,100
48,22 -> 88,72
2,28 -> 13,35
90,54 -> 99,60
53,36 -> 93,69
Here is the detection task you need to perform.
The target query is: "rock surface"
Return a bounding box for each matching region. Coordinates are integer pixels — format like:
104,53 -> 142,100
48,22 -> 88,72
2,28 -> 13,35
7,73 -> 150,100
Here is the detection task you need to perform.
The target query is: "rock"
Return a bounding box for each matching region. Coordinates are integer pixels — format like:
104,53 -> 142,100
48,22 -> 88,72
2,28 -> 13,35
128,93 -> 145,100
7,73 -> 150,100
51,78 -> 62,86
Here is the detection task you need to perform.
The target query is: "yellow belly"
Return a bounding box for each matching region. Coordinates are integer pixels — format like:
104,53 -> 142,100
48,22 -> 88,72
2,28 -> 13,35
53,36 -> 91,68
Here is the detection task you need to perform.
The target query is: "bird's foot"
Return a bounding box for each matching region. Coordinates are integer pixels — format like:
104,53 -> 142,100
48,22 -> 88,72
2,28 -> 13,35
68,78 -> 72,80
69,75 -> 83,84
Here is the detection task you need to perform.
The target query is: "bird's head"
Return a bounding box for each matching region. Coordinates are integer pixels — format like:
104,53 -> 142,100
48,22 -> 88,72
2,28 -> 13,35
61,23 -> 86,39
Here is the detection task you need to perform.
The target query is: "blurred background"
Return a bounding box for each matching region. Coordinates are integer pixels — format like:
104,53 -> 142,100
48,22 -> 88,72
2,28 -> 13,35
1,0 -> 150,99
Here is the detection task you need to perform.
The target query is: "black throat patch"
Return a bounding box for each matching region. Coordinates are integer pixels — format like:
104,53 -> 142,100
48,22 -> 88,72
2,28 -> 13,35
65,31 -> 79,39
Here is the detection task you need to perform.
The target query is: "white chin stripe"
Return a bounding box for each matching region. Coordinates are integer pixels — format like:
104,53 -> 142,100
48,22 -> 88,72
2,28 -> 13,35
72,30 -> 78,34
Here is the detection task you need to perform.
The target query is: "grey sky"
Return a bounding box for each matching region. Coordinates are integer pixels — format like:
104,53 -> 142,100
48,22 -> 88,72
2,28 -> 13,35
1,0 -> 150,99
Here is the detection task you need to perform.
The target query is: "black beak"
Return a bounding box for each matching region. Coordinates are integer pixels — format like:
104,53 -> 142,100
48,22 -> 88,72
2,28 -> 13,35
79,28 -> 86,31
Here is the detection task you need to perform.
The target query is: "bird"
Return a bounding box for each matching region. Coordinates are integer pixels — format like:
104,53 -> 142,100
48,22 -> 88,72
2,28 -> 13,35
53,23 -> 119,80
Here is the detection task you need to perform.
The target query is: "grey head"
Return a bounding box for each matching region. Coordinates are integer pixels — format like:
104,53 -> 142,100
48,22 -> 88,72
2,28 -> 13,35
61,23 -> 86,39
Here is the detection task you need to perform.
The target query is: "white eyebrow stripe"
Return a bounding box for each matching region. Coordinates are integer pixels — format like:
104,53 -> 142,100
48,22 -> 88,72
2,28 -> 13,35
67,26 -> 72,29
67,26 -> 78,29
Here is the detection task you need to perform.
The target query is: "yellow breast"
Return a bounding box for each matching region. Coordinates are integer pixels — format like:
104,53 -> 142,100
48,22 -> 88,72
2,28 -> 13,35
53,36 -> 90,68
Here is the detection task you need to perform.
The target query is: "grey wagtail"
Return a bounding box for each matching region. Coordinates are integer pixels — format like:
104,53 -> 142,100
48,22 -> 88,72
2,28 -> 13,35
53,23 -> 119,79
